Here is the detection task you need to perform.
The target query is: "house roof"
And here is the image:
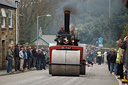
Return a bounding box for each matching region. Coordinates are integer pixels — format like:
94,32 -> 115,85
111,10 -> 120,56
0,0 -> 16,8
32,35 -> 56,45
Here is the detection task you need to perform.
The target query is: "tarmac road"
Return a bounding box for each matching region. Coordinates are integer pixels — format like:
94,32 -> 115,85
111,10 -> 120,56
0,64 -> 119,85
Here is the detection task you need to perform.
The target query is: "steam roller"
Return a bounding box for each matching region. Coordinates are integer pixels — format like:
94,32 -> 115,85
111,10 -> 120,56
49,11 -> 86,76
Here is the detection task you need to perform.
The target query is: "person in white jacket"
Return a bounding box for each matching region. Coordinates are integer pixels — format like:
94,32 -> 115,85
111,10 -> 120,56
104,51 -> 107,63
19,46 -> 24,71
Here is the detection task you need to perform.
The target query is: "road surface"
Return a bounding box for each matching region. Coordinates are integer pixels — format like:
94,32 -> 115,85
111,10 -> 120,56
0,64 -> 119,85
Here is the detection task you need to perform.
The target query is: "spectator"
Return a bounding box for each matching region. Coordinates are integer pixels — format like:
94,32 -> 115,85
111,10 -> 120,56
103,50 -> 107,63
23,45 -> 28,71
116,39 -> 124,79
109,50 -> 117,74
32,47 -> 37,69
36,49 -> 42,70
41,47 -> 45,52
107,50 -> 112,71
7,44 -> 13,73
93,50 -> 97,64
27,46 -> 33,69
19,46 -> 24,71
14,43 -> 20,71
113,49 -> 118,75
41,51 -> 46,70
120,36 -> 128,81
88,51 -> 93,63
101,51 -> 104,63
97,49 -> 102,65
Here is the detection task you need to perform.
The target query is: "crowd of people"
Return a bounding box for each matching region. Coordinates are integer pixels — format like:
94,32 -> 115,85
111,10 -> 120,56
107,36 -> 128,81
86,37 -> 128,80
86,46 -> 108,67
6,43 -> 47,74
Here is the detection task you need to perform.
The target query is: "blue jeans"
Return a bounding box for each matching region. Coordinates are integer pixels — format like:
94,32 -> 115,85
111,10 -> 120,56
42,60 -> 46,70
110,63 -> 117,74
28,58 -> 32,69
114,63 -> 118,75
7,59 -> 13,73
36,60 -> 41,70
26,59 -> 28,69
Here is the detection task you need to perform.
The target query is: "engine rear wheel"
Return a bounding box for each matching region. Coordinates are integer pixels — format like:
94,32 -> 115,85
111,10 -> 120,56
80,65 -> 86,75
49,64 -> 51,74
80,60 -> 86,75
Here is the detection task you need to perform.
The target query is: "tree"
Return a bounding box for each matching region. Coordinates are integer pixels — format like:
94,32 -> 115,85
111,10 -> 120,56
19,0 -> 61,43
19,0 -> 128,48
121,24 -> 128,39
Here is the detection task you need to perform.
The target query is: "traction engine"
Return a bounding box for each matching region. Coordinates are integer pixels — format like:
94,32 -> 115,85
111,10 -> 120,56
49,11 -> 86,76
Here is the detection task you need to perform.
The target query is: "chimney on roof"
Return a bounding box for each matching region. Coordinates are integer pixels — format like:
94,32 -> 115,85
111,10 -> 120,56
39,27 -> 42,36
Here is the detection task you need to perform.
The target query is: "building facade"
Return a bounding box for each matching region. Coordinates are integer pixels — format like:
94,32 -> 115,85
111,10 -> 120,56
0,0 -> 19,69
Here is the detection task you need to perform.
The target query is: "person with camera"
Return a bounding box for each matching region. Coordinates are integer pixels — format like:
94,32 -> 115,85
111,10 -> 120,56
120,36 -> 128,80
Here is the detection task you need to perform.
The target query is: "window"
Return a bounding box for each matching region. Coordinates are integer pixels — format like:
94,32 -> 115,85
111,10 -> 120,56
8,9 -> 12,28
1,8 -> 6,28
9,39 -> 14,44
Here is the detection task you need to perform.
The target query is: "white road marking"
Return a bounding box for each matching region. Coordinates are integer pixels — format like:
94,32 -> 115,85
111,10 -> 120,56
112,73 -> 122,85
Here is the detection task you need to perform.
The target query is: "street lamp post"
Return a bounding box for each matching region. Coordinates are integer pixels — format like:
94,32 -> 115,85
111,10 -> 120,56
37,14 -> 51,49
37,16 -> 40,50
15,0 -> 20,44
109,0 -> 111,17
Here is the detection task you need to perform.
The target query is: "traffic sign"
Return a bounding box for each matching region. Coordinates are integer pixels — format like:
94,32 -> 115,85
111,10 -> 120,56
98,37 -> 103,47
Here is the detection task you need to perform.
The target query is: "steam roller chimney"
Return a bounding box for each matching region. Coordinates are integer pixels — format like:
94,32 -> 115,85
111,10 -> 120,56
64,11 -> 70,34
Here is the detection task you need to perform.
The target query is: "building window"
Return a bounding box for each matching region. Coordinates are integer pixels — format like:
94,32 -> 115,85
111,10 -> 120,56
8,9 -> 12,28
9,39 -> 13,45
1,8 -> 6,28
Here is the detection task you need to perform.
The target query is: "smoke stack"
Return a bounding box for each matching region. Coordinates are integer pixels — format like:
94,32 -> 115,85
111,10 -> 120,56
64,11 -> 70,34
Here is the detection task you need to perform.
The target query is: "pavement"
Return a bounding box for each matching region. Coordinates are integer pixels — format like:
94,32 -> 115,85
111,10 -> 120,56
0,68 -> 36,76
0,70 -> 9,76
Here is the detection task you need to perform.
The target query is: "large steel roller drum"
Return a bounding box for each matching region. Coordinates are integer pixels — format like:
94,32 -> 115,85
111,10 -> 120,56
50,50 -> 80,76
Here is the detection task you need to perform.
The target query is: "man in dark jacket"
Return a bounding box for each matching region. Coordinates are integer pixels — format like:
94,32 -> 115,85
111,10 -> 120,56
27,46 -> 33,69
32,47 -> 37,68
41,51 -> 46,70
107,51 -> 111,71
109,50 -> 117,74
14,43 -> 20,71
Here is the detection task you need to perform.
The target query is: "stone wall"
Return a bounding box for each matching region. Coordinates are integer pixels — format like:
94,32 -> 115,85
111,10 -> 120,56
0,5 -> 19,69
